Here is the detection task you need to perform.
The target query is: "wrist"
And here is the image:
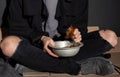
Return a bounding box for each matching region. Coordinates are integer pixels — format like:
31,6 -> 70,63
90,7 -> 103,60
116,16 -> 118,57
41,36 -> 47,41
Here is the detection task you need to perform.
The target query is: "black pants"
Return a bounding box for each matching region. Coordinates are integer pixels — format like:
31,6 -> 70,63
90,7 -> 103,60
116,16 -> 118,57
11,31 -> 113,75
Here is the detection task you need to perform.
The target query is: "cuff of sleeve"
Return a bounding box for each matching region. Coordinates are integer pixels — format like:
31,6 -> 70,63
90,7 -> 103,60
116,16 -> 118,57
32,32 -> 49,43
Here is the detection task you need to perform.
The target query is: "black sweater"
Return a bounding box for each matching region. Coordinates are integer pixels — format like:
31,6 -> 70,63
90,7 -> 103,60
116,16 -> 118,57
7,0 -> 88,43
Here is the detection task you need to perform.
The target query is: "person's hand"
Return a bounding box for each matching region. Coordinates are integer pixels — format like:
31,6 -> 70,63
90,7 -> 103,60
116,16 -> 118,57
41,36 -> 59,58
65,26 -> 82,43
71,28 -> 82,43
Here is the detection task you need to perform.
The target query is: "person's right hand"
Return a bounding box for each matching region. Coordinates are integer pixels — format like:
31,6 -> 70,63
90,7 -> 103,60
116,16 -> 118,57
41,36 -> 59,58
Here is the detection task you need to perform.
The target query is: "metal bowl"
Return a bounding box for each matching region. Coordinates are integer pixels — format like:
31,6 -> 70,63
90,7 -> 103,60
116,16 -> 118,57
53,41 -> 83,57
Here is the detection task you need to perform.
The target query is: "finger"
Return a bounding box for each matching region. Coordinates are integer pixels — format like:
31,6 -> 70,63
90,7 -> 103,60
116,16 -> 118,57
72,32 -> 81,40
74,32 -> 81,39
73,29 -> 80,35
73,29 -> 81,38
74,39 -> 81,43
45,46 -> 59,58
73,35 -> 82,43
44,42 -> 59,58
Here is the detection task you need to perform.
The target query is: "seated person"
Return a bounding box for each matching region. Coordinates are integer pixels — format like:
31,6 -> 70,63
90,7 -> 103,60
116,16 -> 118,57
0,0 -> 118,75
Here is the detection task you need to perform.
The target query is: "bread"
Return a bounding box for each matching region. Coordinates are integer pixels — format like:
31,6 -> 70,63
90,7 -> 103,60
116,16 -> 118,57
65,25 -> 76,39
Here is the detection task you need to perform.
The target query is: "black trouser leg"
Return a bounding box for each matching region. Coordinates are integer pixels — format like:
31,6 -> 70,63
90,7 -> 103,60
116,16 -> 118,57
72,31 -> 113,61
11,40 -> 80,75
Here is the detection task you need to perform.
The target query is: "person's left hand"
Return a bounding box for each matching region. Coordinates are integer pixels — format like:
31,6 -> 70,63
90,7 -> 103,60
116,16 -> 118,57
71,28 -> 82,43
65,26 -> 82,43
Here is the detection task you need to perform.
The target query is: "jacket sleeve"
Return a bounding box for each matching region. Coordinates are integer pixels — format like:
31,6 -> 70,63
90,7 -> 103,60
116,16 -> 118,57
72,0 -> 88,36
7,0 -> 48,43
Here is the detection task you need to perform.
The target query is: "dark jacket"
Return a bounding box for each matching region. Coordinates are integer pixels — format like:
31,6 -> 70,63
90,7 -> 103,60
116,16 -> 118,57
7,0 -> 88,43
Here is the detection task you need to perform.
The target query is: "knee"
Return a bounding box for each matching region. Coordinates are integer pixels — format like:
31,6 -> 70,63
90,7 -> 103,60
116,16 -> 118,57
99,30 -> 118,47
0,36 -> 22,57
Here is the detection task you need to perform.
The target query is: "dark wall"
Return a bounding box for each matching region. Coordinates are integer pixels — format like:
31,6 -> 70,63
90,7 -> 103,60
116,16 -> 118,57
88,0 -> 120,36
88,0 -> 120,25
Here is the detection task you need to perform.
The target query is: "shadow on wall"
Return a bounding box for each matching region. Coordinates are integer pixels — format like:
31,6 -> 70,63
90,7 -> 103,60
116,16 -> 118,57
88,0 -> 120,36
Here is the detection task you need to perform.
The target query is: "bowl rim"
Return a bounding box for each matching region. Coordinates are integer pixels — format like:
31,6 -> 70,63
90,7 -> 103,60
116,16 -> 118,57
53,42 -> 83,50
